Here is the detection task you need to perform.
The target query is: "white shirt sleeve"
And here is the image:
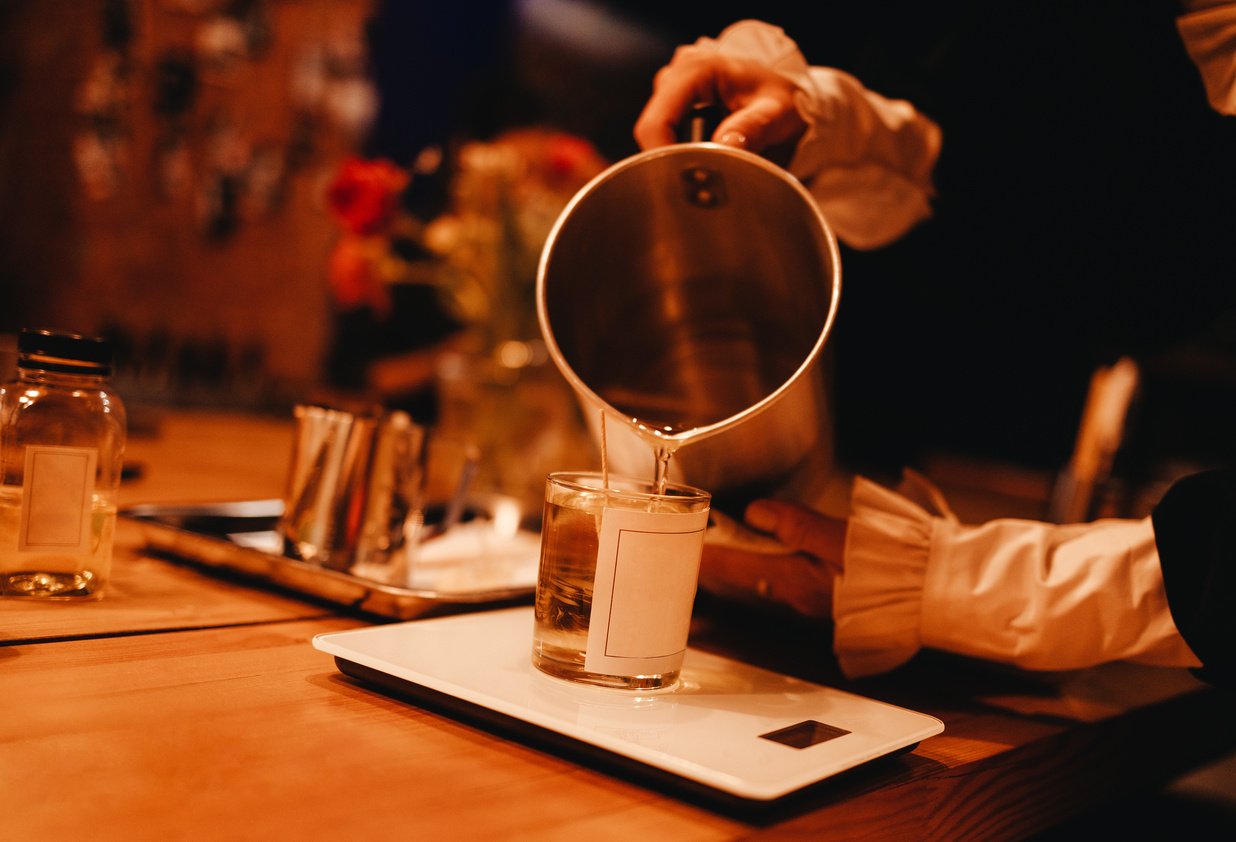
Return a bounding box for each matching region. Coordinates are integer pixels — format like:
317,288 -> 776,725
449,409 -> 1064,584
832,471 -> 1202,679
708,20 -> 943,250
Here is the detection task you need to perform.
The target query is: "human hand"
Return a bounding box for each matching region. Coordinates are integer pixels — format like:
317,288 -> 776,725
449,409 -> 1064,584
700,500 -> 845,620
633,45 -> 808,165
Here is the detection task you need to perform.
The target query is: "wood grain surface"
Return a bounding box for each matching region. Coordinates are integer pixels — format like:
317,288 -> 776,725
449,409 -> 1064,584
4,410 -> 1233,840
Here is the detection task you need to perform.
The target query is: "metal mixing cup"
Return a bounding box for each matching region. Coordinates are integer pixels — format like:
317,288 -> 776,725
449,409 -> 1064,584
536,143 -> 842,497
279,405 -> 427,581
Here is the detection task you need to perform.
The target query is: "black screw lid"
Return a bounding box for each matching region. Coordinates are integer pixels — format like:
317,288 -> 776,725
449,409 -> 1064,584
18,327 -> 112,375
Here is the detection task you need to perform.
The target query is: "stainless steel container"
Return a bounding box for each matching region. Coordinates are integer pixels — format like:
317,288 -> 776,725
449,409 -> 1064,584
279,405 -> 427,580
536,143 -> 842,496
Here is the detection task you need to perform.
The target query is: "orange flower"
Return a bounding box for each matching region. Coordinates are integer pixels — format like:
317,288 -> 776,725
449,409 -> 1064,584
326,156 -> 410,235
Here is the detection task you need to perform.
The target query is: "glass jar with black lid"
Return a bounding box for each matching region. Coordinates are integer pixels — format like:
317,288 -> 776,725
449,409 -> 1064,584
0,328 -> 127,597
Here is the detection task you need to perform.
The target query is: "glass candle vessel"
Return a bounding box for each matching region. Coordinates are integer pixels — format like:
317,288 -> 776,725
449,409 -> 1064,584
532,470 -> 710,690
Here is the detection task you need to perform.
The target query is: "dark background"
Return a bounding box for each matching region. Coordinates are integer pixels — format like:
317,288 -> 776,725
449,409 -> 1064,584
3,0 -> 1233,487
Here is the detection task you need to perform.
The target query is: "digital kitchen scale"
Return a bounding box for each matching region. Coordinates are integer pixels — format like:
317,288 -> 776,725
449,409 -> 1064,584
313,607 -> 943,804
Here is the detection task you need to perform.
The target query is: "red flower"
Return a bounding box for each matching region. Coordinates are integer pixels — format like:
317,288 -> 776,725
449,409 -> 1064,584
328,234 -> 391,317
325,156 -> 410,235
545,133 -> 605,187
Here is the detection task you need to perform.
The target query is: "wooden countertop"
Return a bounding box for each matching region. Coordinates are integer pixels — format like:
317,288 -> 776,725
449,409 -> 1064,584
3,409 -> 1233,840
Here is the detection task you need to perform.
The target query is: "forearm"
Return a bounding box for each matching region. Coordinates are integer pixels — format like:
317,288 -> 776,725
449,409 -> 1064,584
833,474 -> 1201,679
919,516 -> 1197,671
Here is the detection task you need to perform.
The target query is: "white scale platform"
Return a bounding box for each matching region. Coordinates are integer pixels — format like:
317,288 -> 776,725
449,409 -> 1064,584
313,607 -> 943,804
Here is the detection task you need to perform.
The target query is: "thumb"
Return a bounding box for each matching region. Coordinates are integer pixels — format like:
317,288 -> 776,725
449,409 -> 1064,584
744,500 -> 845,570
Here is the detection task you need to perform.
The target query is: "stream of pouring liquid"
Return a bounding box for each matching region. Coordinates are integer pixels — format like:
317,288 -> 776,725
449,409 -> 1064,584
602,382 -> 752,494
637,422 -> 695,496
605,398 -> 720,495
652,443 -> 674,495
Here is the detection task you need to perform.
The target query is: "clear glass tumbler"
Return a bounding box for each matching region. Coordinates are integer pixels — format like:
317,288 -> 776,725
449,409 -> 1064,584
532,470 -> 710,690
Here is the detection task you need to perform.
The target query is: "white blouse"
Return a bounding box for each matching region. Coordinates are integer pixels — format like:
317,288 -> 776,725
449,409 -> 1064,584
706,10 -> 1236,251
705,20 -> 942,250
705,15 -> 1229,679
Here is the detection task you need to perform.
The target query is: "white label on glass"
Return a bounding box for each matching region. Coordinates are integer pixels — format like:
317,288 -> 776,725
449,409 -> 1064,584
19,446 -> 96,553
584,506 -> 709,677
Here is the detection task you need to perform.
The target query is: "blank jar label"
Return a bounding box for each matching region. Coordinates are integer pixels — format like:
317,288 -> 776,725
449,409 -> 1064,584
584,506 -> 708,677
19,445 -> 96,553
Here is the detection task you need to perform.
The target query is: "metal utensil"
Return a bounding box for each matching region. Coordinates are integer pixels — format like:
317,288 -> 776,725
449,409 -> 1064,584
536,142 -> 841,496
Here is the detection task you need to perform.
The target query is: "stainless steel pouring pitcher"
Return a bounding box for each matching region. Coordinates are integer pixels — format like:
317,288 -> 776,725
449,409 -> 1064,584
536,143 -> 842,496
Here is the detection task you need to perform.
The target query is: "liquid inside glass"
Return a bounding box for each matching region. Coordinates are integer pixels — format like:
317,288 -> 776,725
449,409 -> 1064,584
0,485 -> 116,598
532,490 -> 605,683
531,473 -> 708,690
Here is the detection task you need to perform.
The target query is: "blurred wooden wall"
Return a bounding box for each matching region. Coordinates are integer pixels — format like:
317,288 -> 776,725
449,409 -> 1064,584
0,0 -> 375,405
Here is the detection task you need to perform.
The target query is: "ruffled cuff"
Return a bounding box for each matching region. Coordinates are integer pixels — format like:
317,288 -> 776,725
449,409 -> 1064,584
710,20 -> 942,250
705,19 -> 815,88
832,473 -> 947,678
1177,1 -> 1236,116
789,68 -> 941,250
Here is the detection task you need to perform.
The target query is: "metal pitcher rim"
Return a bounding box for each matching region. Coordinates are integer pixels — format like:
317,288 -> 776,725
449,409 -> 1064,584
535,141 -> 842,445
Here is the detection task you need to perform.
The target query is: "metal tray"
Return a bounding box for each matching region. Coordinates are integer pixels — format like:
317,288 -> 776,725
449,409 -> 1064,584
122,498 -> 541,620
